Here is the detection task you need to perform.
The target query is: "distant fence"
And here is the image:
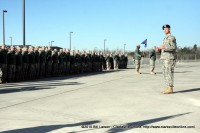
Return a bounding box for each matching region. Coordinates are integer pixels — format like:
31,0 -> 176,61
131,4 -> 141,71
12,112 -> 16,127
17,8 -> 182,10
127,57 -> 200,66
128,53 -> 200,65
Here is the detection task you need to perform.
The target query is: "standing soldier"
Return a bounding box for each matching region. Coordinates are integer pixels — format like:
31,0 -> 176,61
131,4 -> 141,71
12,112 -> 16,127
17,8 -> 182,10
88,51 -> 92,72
28,46 -> 36,79
114,53 -> 120,70
80,51 -> 86,73
70,50 -> 75,74
0,45 -> 8,83
7,46 -> 16,82
124,54 -> 128,69
134,45 -> 143,74
15,46 -> 23,81
45,47 -> 52,77
110,53 -> 114,69
58,49 -> 64,76
63,48 -> 67,75
39,47 -> 46,78
52,49 -> 59,76
22,47 -> 29,80
66,49 -> 71,75
34,47 -> 40,78
149,46 -> 157,74
159,24 -> 177,94
74,50 -> 81,74
119,54 -> 123,69
106,54 -> 111,70
101,53 -> 106,70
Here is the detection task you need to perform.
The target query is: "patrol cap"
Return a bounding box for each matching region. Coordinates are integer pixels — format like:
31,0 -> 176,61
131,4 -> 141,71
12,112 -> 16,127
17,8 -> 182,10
162,24 -> 170,30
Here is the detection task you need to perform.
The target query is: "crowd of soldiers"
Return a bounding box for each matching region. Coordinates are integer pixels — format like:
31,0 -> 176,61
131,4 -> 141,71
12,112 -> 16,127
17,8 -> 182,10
0,45 -> 128,84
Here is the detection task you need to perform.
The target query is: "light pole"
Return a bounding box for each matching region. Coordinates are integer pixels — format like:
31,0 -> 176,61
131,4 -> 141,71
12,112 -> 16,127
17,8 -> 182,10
124,44 -> 126,54
51,41 -> 54,46
69,32 -> 73,50
3,10 -> 7,45
104,39 -> 107,54
22,0 -> 26,46
9,36 -> 12,46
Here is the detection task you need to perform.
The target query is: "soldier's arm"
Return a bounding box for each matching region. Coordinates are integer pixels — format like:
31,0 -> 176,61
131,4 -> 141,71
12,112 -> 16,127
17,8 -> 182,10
135,49 -> 141,57
149,50 -> 154,58
164,36 -> 177,52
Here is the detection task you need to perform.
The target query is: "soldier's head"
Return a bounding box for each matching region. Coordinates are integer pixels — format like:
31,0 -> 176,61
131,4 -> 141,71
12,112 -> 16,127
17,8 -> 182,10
10,46 -> 15,51
17,46 -> 22,52
45,47 -> 48,52
162,24 -> 171,35
1,45 -> 5,49
54,49 -> 58,53
48,46 -> 52,51
35,46 -> 39,51
63,48 -> 66,52
153,46 -> 156,50
137,45 -> 140,49
23,46 -> 28,52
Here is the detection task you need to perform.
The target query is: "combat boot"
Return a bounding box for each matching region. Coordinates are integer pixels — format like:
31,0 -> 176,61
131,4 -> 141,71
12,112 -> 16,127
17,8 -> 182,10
136,71 -> 141,74
161,87 -> 168,93
150,68 -> 156,75
135,67 -> 141,74
150,71 -> 156,75
163,86 -> 173,94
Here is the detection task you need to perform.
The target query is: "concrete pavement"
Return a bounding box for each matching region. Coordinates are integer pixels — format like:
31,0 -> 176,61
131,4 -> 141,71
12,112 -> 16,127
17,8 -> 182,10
0,62 -> 199,133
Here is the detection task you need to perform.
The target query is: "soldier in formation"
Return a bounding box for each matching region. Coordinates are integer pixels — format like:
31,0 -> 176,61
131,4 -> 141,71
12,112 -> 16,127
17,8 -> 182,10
0,45 -> 128,84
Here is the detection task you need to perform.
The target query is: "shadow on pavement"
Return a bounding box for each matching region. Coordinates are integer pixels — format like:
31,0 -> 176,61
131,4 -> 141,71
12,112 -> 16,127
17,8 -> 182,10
0,70 -> 119,88
107,112 -> 191,133
0,82 -> 83,94
174,71 -> 192,73
0,69 -> 126,93
0,120 -> 100,133
174,88 -> 200,94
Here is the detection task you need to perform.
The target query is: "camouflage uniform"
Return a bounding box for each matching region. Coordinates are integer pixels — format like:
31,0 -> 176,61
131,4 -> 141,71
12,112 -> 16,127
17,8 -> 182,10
114,54 -> 120,70
75,52 -> 81,74
100,54 -> 106,70
134,46 -> 142,74
119,54 -> 124,69
39,49 -> 46,78
62,51 -> 67,75
45,49 -> 52,77
106,55 -> 111,70
15,50 -> 23,81
65,51 -> 71,75
58,51 -> 64,76
124,55 -> 128,69
22,50 -> 29,80
35,49 -> 40,78
81,53 -> 86,73
52,50 -> 59,76
28,50 -> 36,79
7,50 -> 16,82
70,54 -> 75,74
0,49 -> 7,83
88,52 -> 92,72
149,48 -> 156,73
161,34 -> 177,87
85,53 -> 90,72
110,55 -> 114,69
